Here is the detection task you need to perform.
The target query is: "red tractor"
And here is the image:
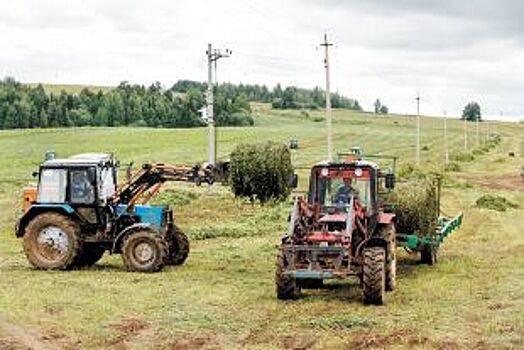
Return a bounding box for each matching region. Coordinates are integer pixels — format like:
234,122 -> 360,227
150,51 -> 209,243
276,155 -> 397,304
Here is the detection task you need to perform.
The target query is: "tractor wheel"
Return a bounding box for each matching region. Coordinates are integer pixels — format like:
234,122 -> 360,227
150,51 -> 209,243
420,244 -> 437,265
76,244 -> 105,267
122,230 -> 167,273
379,224 -> 397,292
165,226 -> 190,266
275,248 -> 301,299
23,213 -> 82,270
362,247 -> 386,305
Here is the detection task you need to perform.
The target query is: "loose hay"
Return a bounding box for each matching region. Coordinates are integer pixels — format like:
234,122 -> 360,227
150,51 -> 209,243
475,194 -> 518,212
229,142 -> 293,203
386,178 -> 438,236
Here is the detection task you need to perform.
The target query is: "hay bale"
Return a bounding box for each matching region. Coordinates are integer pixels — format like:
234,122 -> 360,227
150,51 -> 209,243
475,194 -> 518,212
229,142 -> 293,203
387,178 -> 438,236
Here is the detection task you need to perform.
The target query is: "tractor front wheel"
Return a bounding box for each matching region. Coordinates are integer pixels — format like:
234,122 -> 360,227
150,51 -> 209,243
122,230 -> 167,272
23,213 -> 82,270
362,247 -> 386,305
275,248 -> 301,299
165,226 -> 190,266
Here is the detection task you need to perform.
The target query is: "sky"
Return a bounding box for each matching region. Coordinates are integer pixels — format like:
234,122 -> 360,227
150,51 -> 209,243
0,0 -> 523,121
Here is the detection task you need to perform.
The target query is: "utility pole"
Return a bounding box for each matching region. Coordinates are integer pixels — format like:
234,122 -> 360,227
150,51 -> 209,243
485,120 -> 489,143
206,44 -> 231,165
476,114 -> 480,147
415,93 -> 421,165
321,33 -> 334,162
464,115 -> 468,151
443,110 -> 449,165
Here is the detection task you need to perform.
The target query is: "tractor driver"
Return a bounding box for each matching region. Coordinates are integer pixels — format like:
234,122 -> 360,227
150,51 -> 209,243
334,180 -> 358,205
71,170 -> 94,203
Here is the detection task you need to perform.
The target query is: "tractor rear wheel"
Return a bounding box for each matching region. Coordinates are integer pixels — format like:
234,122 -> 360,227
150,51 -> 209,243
122,230 -> 167,272
165,226 -> 190,266
362,247 -> 386,305
76,244 -> 105,267
275,248 -> 301,299
420,244 -> 437,265
23,213 -> 82,270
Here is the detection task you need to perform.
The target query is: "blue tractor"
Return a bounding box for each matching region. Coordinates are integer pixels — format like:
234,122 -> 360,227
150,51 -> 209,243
16,153 -> 216,272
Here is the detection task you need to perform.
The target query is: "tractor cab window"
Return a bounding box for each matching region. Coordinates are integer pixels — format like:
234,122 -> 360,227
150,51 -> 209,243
37,169 -> 67,203
69,168 -> 96,204
318,176 -> 371,208
99,167 -> 116,202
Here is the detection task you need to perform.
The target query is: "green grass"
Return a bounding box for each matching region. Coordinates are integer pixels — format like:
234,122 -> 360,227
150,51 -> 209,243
0,104 -> 523,349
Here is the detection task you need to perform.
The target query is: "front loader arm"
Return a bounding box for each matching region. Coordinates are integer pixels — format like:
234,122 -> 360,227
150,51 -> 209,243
112,163 -> 215,206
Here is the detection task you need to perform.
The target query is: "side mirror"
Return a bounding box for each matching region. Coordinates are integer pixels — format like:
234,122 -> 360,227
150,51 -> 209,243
289,174 -> 298,188
32,171 -> 38,178
385,173 -> 396,189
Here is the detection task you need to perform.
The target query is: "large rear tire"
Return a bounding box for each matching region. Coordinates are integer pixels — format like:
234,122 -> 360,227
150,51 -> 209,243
122,230 -> 167,273
76,244 -> 105,267
379,224 -> 397,291
362,247 -> 386,305
275,248 -> 301,300
165,226 -> 190,266
23,213 -> 82,270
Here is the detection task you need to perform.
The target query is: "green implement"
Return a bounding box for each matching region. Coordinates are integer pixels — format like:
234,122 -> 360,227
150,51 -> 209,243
396,212 -> 463,254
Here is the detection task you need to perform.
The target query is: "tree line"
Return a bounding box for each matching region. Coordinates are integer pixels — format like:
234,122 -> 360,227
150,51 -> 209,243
0,77 -> 361,129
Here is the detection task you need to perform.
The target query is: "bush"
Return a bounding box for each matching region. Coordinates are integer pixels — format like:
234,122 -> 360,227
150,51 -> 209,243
216,112 -> 254,127
385,177 -> 438,237
475,194 -> 518,212
229,142 -> 294,203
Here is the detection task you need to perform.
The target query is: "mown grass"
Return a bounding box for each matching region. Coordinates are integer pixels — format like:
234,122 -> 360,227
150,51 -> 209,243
0,104 -> 523,349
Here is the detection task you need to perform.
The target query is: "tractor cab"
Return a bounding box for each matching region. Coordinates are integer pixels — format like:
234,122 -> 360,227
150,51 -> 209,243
19,153 -> 118,236
34,153 -> 117,207
308,161 -> 378,215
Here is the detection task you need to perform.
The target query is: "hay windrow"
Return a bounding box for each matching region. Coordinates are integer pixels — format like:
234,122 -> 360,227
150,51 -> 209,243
475,194 -> 518,212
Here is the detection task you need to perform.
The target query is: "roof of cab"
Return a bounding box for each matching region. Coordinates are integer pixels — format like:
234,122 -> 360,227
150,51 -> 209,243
313,159 -> 379,169
42,153 -> 114,167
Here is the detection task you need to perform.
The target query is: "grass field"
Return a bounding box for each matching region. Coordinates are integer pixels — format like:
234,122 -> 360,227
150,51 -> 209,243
0,104 -> 522,349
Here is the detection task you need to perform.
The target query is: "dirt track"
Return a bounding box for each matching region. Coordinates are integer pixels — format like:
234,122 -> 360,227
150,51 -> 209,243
464,174 -> 524,191
0,315 -> 60,350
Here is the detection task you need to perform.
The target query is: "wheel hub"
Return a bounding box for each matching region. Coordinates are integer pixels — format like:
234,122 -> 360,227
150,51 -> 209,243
134,242 -> 154,263
36,226 -> 69,261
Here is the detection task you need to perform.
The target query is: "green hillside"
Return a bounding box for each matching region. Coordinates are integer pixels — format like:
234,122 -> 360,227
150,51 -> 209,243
0,104 -> 522,349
